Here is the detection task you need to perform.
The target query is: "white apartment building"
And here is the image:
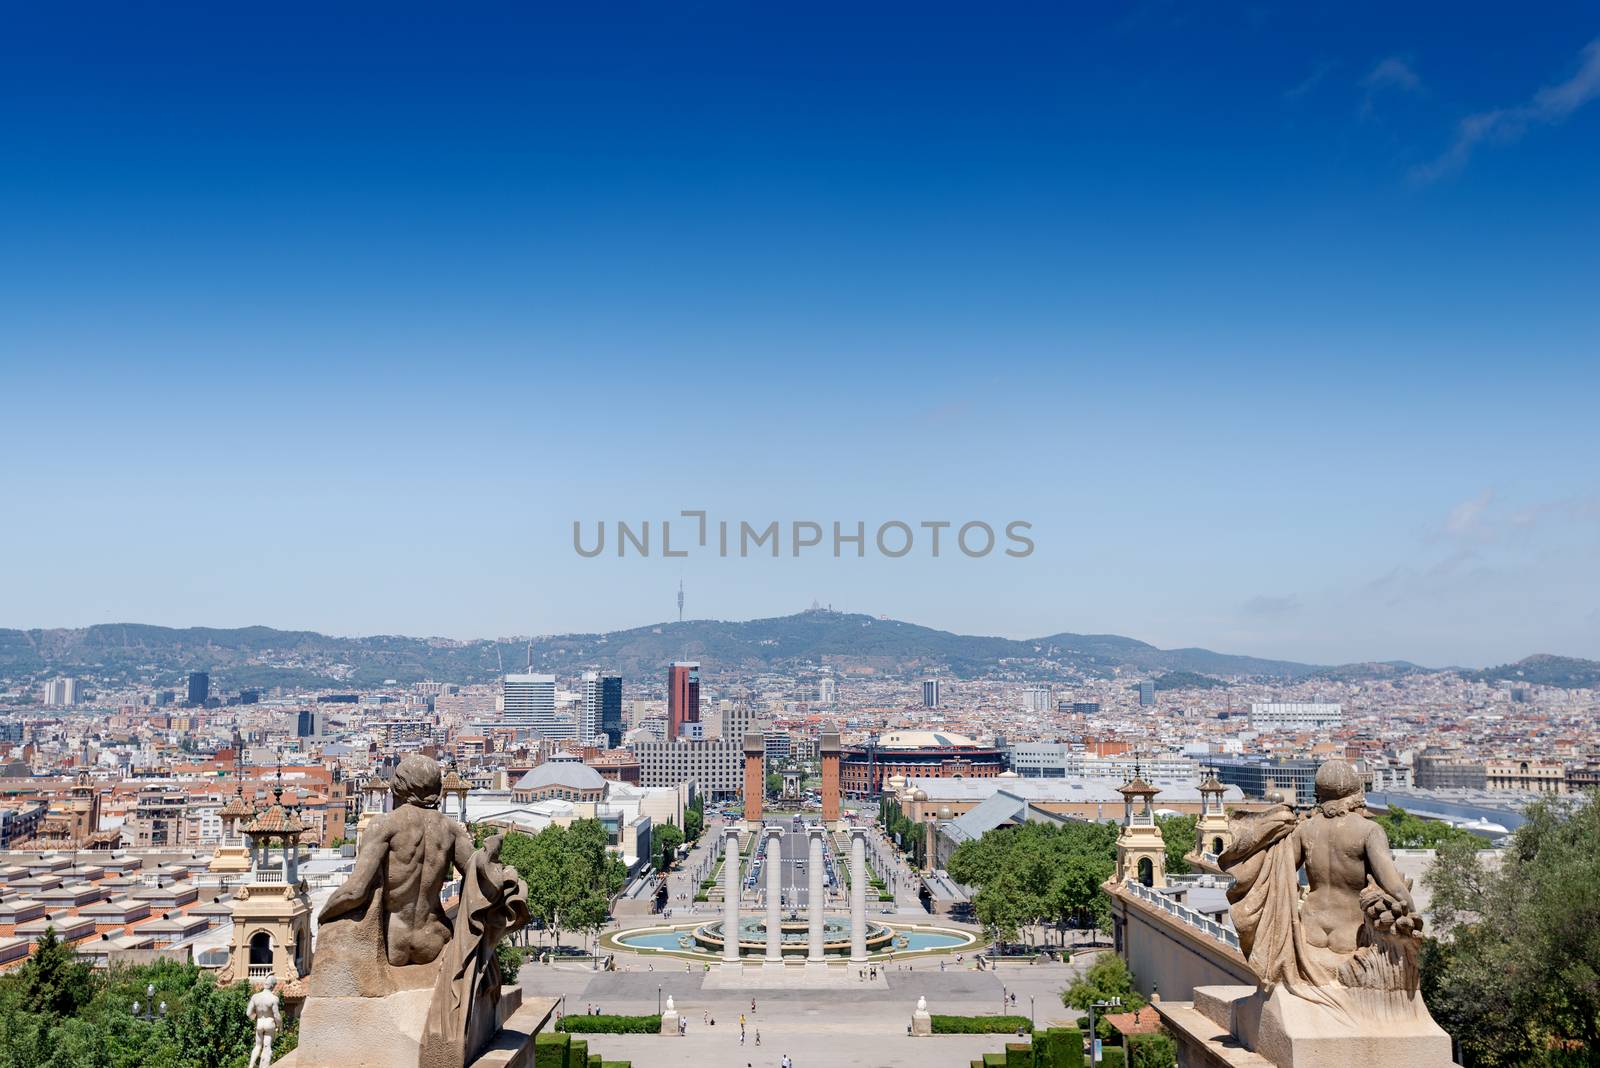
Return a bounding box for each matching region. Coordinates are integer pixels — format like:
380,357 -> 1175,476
632,737 -> 743,799
503,673 -> 566,738
1248,702 -> 1343,731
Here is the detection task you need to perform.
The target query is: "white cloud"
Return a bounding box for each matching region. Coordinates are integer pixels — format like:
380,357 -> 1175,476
1413,37 -> 1600,182
1364,56 -> 1422,94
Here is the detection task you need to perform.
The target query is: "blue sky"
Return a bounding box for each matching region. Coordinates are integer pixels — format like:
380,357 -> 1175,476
3,4 -> 1598,667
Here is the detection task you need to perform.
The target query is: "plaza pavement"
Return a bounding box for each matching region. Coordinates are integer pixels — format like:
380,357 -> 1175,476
520,947 -> 1092,1068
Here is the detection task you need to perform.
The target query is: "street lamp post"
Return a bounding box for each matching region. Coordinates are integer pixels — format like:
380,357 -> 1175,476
1087,997 -> 1122,1066
132,984 -> 167,1022
1030,995 -> 1035,1033
657,985 -> 662,1015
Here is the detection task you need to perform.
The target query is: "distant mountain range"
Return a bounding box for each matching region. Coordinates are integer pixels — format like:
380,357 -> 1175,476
0,610 -> 1594,693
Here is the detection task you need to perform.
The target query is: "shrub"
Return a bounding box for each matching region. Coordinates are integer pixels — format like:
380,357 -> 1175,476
930,1014 -> 1033,1034
1004,1040 -> 1032,1067
879,892 -> 895,901
1128,1032 -> 1176,1068
1033,1026 -> 1085,1068
533,1032 -> 569,1068
556,1014 -> 663,1034
693,892 -> 709,902
1098,1047 -> 1126,1068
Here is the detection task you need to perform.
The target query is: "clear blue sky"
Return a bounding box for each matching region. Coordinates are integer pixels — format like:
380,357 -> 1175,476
3,4 -> 1597,667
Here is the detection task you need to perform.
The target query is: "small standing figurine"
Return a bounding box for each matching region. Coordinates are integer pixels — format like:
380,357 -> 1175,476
246,975 -> 282,1068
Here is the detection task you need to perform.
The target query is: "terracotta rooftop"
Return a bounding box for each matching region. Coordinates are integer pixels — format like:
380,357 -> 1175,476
243,805 -> 305,836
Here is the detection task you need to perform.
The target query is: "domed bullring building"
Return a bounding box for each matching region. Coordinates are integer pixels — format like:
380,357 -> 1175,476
840,730 -> 1004,797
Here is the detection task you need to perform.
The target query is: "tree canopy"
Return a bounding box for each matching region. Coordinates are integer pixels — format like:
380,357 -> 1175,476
945,820 -> 1119,942
0,941 -> 287,1068
1374,805 -> 1491,851
1062,952 -> 1146,1013
488,819 -> 626,951
1421,793 -> 1600,1066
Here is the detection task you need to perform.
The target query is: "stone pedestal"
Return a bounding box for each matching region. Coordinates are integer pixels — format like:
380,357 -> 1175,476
1252,985 -> 1454,1068
660,996 -> 681,1036
1158,985 -> 1457,1068
911,995 -> 933,1036
282,991 -> 555,1068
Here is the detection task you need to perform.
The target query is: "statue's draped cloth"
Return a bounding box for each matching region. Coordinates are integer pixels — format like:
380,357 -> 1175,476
419,839 -> 530,1068
1223,806 -> 1335,994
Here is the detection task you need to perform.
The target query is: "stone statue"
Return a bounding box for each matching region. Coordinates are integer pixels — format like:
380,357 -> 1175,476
1219,759 -> 1451,1066
916,995 -> 927,1013
297,754 -> 531,1068
320,753 -> 477,968
246,975 -> 281,1068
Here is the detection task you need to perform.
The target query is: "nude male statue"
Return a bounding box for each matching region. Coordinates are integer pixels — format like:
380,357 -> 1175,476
246,975 -> 282,1068
320,753 -> 475,966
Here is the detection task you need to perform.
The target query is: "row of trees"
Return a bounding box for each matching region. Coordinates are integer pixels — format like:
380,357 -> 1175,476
943,815 -> 1202,944
878,796 -> 928,869
1372,805 -> 1490,850
0,934 -> 277,1068
1421,794 -> 1599,1066
946,821 -> 1120,943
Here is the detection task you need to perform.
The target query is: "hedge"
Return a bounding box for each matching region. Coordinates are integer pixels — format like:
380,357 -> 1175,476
1033,1026 -> 1085,1068
1098,1048 -> 1125,1068
534,1033 -> 569,1068
931,1014 -> 1033,1034
557,1014 -> 662,1034
983,1056 -> 1007,1068
1005,1041 -> 1032,1067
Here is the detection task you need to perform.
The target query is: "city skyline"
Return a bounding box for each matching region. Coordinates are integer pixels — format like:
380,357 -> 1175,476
4,7 -> 1599,666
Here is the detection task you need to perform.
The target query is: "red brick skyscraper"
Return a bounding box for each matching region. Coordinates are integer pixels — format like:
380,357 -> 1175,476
667,661 -> 699,739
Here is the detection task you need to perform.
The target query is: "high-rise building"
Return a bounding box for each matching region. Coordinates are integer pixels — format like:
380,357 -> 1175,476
600,673 -> 623,748
667,662 -> 700,740
295,709 -> 324,738
503,674 -> 561,737
1072,701 -> 1100,716
579,671 -> 621,746
1022,685 -> 1051,712
187,671 -> 210,708
817,675 -> 838,707
922,679 -> 940,707
42,677 -> 80,706
1138,680 -> 1156,707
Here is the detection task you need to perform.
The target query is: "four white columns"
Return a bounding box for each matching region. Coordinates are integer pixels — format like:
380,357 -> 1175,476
723,821 -> 876,966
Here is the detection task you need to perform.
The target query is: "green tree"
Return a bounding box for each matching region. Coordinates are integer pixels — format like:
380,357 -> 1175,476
947,820 -> 1120,945
765,771 -> 782,798
654,822 -> 684,871
13,927 -> 93,1018
1156,814 -> 1196,876
683,794 -> 705,842
1422,793 -> 1600,1066
1062,953 -> 1146,1014
1375,806 -> 1490,851
1129,1031 -> 1177,1068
